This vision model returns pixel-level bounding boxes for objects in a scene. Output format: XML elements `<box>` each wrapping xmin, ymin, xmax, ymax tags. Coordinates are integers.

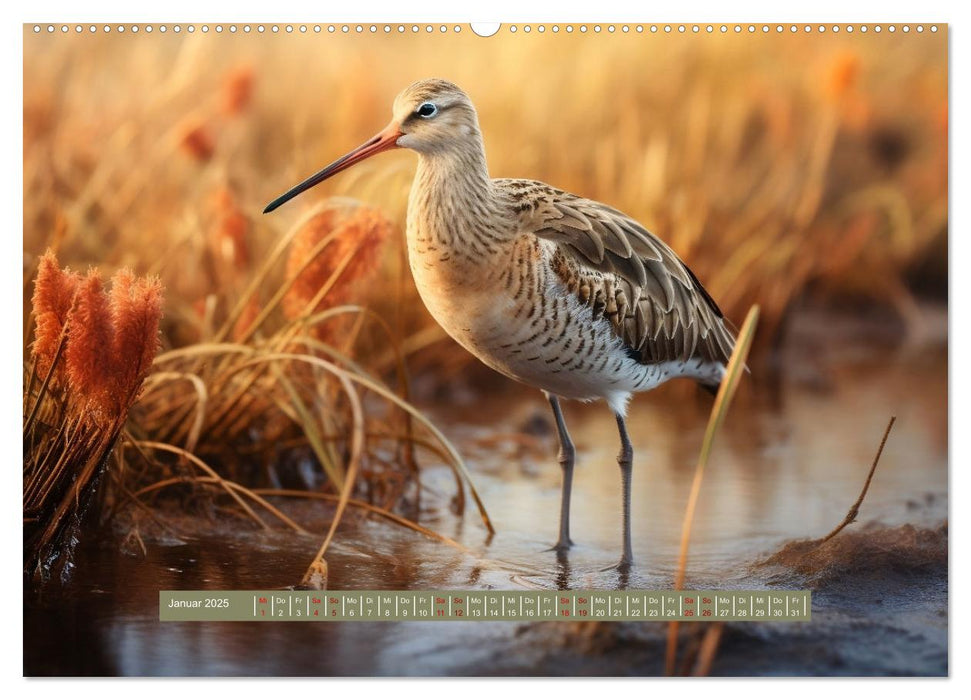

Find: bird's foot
<box><xmin>599</xmin><ymin>557</ymin><xmax>633</xmax><ymax>574</ymax></box>
<box><xmin>544</xmin><ymin>539</ymin><xmax>574</xmax><ymax>554</ymax></box>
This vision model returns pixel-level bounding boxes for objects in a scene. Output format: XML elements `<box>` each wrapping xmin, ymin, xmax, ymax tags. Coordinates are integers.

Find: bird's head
<box><xmin>264</xmin><ymin>78</ymin><xmax>479</xmax><ymax>213</ymax></box>
<box><xmin>392</xmin><ymin>78</ymin><xmax>481</xmax><ymax>154</ymax></box>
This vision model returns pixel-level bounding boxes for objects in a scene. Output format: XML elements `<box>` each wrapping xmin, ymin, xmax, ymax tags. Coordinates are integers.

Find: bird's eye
<box><xmin>417</xmin><ymin>102</ymin><xmax>438</xmax><ymax>118</ymax></box>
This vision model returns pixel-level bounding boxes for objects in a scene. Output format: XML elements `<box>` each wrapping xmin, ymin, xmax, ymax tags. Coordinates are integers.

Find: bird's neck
<box><xmin>408</xmin><ymin>142</ymin><xmax>513</xmax><ymax>262</ymax></box>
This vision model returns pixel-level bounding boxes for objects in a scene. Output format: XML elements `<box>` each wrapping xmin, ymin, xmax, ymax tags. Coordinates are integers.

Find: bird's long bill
<box><xmin>263</xmin><ymin>123</ymin><xmax>402</xmax><ymax>213</ymax></box>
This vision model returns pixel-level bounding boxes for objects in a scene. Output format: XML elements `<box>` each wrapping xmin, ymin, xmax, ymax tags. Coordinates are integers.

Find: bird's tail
<box><xmin>698</xmin><ymin>350</ymin><xmax>751</xmax><ymax>397</ymax></box>
<box><xmin>696</xmin><ymin>360</ymin><xmax>730</xmax><ymax>397</ymax></box>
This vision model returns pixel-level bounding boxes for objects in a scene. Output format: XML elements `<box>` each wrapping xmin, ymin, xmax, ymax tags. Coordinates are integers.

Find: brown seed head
<box><xmin>283</xmin><ymin>201</ymin><xmax>394</xmax><ymax>337</ymax></box>
<box><xmin>221</xmin><ymin>66</ymin><xmax>254</xmax><ymax>116</ymax></box>
<box><xmin>209</xmin><ymin>187</ymin><xmax>250</xmax><ymax>270</ymax></box>
<box><xmin>31</xmin><ymin>250</ymin><xmax>80</xmax><ymax>384</ymax></box>
<box><xmin>65</xmin><ymin>270</ymin><xmax>115</xmax><ymax>418</ymax></box>
<box><xmin>180</xmin><ymin>122</ymin><xmax>216</xmax><ymax>162</ymax></box>
<box><xmin>109</xmin><ymin>268</ymin><xmax>163</xmax><ymax>408</ymax></box>
<box><xmin>823</xmin><ymin>51</ymin><xmax>860</xmax><ymax>103</ymax></box>
<box><xmin>33</xmin><ymin>258</ymin><xmax>164</xmax><ymax>424</ymax></box>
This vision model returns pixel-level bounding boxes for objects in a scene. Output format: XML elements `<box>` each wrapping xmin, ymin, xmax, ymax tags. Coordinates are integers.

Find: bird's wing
<box><xmin>496</xmin><ymin>178</ymin><xmax>736</xmax><ymax>366</ymax></box>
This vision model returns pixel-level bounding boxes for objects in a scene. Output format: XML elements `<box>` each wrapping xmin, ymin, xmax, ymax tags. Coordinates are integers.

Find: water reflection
<box><xmin>24</xmin><ymin>312</ymin><xmax>947</xmax><ymax>675</ymax></box>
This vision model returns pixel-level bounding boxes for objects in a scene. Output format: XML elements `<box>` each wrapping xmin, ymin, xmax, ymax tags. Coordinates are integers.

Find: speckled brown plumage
<box><xmin>499</xmin><ymin>179</ymin><xmax>736</xmax><ymax>367</ymax></box>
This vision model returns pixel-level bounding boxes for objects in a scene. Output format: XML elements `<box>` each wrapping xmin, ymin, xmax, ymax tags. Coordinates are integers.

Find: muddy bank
<box><xmin>508</xmin><ymin>522</ymin><xmax>947</xmax><ymax>677</ymax></box>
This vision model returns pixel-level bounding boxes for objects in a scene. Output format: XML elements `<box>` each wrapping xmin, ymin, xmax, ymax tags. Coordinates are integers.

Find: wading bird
<box><xmin>265</xmin><ymin>79</ymin><xmax>736</xmax><ymax>570</ymax></box>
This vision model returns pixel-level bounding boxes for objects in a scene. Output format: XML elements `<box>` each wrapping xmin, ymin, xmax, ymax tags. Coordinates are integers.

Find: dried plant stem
<box><xmin>24</xmin><ymin>415</ymin><xmax>83</xmax><ymax>509</ymax></box>
<box><xmin>109</xmin><ymin>478</ymin><xmax>183</xmax><ymax>539</ymax></box>
<box><xmin>24</xmin><ymin>322</ymin><xmax>71</xmax><ymax>434</ymax></box>
<box><xmin>251</xmin><ymin>489</ymin><xmax>470</xmax><ymax>553</ymax></box>
<box><xmin>230</xmin><ymin>430</ymin><xmax>453</xmax><ymax>466</ymax></box>
<box><xmin>272</xmin><ymin>368</ymin><xmax>345</xmax><ymax>488</ymax></box>
<box><xmin>673</xmin><ymin>306</ymin><xmax>760</xmax><ymax>590</ymax></box>
<box><xmin>691</xmin><ymin>623</ymin><xmax>725</xmax><ymax>677</ymax></box>
<box><xmin>23</xmin><ymin>360</ymin><xmax>38</xmax><ymax>416</ymax></box>
<box><xmin>300</xmin><ymin>368</ymin><xmax>365</xmax><ymax>586</ymax></box>
<box><xmin>135</xmin><ymin>440</ymin><xmax>308</xmax><ymax>534</ymax></box>
<box><xmin>665</xmin><ymin>305</ymin><xmax>759</xmax><ymax>677</ymax></box>
<box><xmin>186</xmin><ymin>359</ymin><xmax>266</xmax><ymax>442</ymax></box>
<box><xmin>130</xmin><ymin>479</ymin><xmax>469</xmax><ymax>553</ymax></box>
<box><xmin>132</xmin><ymin>475</ymin><xmax>307</xmax><ymax>534</ymax></box>
<box><xmin>141</xmin><ymin>372</ymin><xmax>209</xmax><ymax>454</ymax></box>
<box><xmin>818</xmin><ymin>416</ymin><xmax>896</xmax><ymax>544</ymax></box>
<box><xmin>31</xmin><ymin>426</ymin><xmax>119</xmax><ymax>566</ymax></box>
<box><xmin>154</xmin><ymin>342</ymin><xmax>255</xmax><ymax>365</ymax></box>
<box><xmin>376</xmin><ymin>324</ymin><xmax>450</xmax><ymax>366</ymax></box>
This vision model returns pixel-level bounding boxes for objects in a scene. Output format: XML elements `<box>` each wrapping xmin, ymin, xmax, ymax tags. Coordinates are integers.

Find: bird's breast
<box><xmin>406</xmin><ymin>221</ymin><xmax>514</xmax><ymax>352</ymax></box>
<box><xmin>407</xmin><ymin>231</ymin><xmax>614</xmax><ymax>396</ymax></box>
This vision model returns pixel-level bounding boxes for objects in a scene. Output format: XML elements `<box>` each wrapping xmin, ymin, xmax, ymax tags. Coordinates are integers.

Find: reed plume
<box><xmin>180</xmin><ymin>121</ymin><xmax>215</xmax><ymax>162</ymax></box>
<box><xmin>283</xmin><ymin>200</ymin><xmax>393</xmax><ymax>342</ymax></box>
<box><xmin>209</xmin><ymin>187</ymin><xmax>250</xmax><ymax>271</ymax></box>
<box><xmin>30</xmin><ymin>252</ymin><xmax>80</xmax><ymax>386</ymax></box>
<box><xmin>65</xmin><ymin>271</ymin><xmax>114</xmax><ymax>420</ymax></box>
<box><xmin>109</xmin><ymin>268</ymin><xmax>163</xmax><ymax>406</ymax></box>
<box><xmin>221</xmin><ymin>65</ymin><xmax>254</xmax><ymax>117</ymax></box>
<box><xmin>823</xmin><ymin>50</ymin><xmax>860</xmax><ymax>103</ymax></box>
<box><xmin>24</xmin><ymin>251</ymin><xmax>163</xmax><ymax>579</ymax></box>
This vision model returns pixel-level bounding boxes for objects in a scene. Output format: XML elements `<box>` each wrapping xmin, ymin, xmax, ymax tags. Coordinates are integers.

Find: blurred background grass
<box><xmin>23</xmin><ymin>26</ymin><xmax>947</xmax><ymax>377</ymax></box>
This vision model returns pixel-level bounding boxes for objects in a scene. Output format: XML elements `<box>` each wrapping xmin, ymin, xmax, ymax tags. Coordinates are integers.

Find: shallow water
<box><xmin>24</xmin><ymin>309</ymin><xmax>948</xmax><ymax>676</ymax></box>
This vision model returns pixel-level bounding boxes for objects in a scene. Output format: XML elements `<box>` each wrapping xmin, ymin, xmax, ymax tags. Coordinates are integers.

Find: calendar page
<box><xmin>22</xmin><ymin>19</ymin><xmax>947</xmax><ymax>677</ymax></box>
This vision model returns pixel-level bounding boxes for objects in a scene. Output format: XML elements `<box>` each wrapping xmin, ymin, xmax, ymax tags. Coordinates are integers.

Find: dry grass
<box><xmin>24</xmin><ymin>198</ymin><xmax>492</xmax><ymax>581</ymax></box>
<box><xmin>119</xmin><ymin>199</ymin><xmax>492</xmax><ymax>577</ymax></box>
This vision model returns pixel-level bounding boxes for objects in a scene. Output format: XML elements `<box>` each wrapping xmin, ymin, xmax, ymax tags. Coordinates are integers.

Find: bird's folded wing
<box><xmin>500</xmin><ymin>179</ymin><xmax>735</xmax><ymax>365</ymax></box>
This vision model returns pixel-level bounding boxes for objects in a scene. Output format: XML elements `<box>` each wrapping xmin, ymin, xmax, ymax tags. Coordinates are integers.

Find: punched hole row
<box><xmin>31</xmin><ymin>24</ymin><xmax>940</xmax><ymax>35</ymax></box>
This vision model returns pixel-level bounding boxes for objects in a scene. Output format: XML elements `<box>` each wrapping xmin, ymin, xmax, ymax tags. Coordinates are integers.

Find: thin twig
<box><xmin>818</xmin><ymin>416</ymin><xmax>896</xmax><ymax>544</ymax></box>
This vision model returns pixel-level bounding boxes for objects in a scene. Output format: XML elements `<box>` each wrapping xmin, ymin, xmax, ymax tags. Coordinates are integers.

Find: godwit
<box><xmin>265</xmin><ymin>79</ymin><xmax>736</xmax><ymax>570</ymax></box>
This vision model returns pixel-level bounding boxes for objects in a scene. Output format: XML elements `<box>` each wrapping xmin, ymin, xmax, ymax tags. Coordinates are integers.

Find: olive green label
<box><xmin>159</xmin><ymin>590</ymin><xmax>811</xmax><ymax>622</ymax></box>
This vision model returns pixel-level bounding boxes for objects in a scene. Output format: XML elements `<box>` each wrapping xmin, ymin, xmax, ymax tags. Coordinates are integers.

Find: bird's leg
<box><xmin>547</xmin><ymin>394</ymin><xmax>576</xmax><ymax>552</ymax></box>
<box><xmin>615</xmin><ymin>412</ymin><xmax>634</xmax><ymax>571</ymax></box>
